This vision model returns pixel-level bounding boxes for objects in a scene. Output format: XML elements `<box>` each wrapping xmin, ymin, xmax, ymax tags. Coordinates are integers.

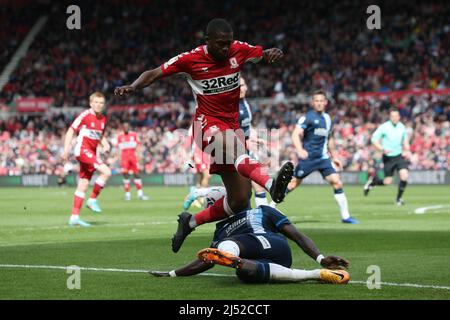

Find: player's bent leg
<box><xmin>199</xmin><ymin>247</ymin><xmax>351</xmax><ymax>284</ymax></box>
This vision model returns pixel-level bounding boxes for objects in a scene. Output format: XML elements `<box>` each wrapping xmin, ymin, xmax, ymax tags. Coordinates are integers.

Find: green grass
<box><xmin>1</xmin><ymin>185</ymin><xmax>450</xmax><ymax>299</ymax></box>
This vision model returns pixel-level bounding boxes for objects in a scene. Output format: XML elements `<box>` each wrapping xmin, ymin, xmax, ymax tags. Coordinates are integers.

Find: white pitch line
<box><xmin>0</xmin><ymin>264</ymin><xmax>449</xmax><ymax>290</ymax></box>
<box><xmin>0</xmin><ymin>264</ymin><xmax>232</xmax><ymax>277</ymax></box>
<box><xmin>13</xmin><ymin>221</ymin><xmax>177</xmax><ymax>232</ymax></box>
<box><xmin>413</xmin><ymin>205</ymin><xmax>449</xmax><ymax>214</ymax></box>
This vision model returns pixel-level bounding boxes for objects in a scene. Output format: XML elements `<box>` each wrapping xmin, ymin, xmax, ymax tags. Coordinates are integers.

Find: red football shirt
<box><xmin>161</xmin><ymin>41</ymin><xmax>263</xmax><ymax>120</ymax></box>
<box><xmin>117</xmin><ymin>132</ymin><xmax>140</xmax><ymax>160</ymax></box>
<box><xmin>70</xmin><ymin>109</ymin><xmax>106</xmax><ymax>157</ymax></box>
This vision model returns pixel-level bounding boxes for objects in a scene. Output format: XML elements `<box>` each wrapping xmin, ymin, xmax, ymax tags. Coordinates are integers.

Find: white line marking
<box><xmin>0</xmin><ymin>264</ymin><xmax>232</xmax><ymax>277</ymax></box>
<box><xmin>350</xmin><ymin>280</ymin><xmax>450</xmax><ymax>290</ymax></box>
<box><xmin>10</xmin><ymin>221</ymin><xmax>177</xmax><ymax>232</ymax></box>
<box><xmin>0</xmin><ymin>264</ymin><xmax>449</xmax><ymax>290</ymax></box>
<box><xmin>414</xmin><ymin>205</ymin><xmax>449</xmax><ymax>214</ymax></box>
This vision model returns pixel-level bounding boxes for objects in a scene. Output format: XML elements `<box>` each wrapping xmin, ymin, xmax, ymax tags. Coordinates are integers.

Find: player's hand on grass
<box><xmin>297</xmin><ymin>149</ymin><xmax>309</xmax><ymax>160</ymax></box>
<box><xmin>114</xmin><ymin>85</ymin><xmax>136</xmax><ymax>97</ymax></box>
<box><xmin>149</xmin><ymin>271</ymin><xmax>171</xmax><ymax>277</ymax></box>
<box><xmin>321</xmin><ymin>255</ymin><xmax>349</xmax><ymax>270</ymax></box>
<box><xmin>263</xmin><ymin>48</ymin><xmax>283</xmax><ymax>63</ymax></box>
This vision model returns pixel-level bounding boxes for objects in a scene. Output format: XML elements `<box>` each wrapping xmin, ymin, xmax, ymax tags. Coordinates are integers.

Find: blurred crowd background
<box><xmin>0</xmin><ymin>0</ymin><xmax>448</xmax><ymax>176</ymax></box>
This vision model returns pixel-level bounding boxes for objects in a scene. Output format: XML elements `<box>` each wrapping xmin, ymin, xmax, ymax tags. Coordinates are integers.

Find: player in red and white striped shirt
<box><xmin>115</xmin><ymin>19</ymin><xmax>294</xmax><ymax>252</ymax></box>
<box><xmin>117</xmin><ymin>122</ymin><xmax>149</xmax><ymax>201</ymax></box>
<box><xmin>63</xmin><ymin>92</ymin><xmax>111</xmax><ymax>227</ymax></box>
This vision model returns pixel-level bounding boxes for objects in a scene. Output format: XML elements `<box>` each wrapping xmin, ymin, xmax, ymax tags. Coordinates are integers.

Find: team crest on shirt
<box><xmin>229</xmin><ymin>57</ymin><xmax>238</xmax><ymax>69</ymax></box>
<box><xmin>209</xmin><ymin>125</ymin><xmax>219</xmax><ymax>133</ymax></box>
<box><xmin>314</xmin><ymin>120</ymin><xmax>319</xmax><ymax>124</ymax></box>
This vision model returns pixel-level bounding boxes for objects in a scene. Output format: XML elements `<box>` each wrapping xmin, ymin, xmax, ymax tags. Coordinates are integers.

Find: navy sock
<box><xmin>397</xmin><ymin>180</ymin><xmax>407</xmax><ymax>201</ymax></box>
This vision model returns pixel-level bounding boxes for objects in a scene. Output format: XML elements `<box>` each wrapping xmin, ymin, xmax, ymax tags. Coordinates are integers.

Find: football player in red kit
<box><xmin>117</xmin><ymin>122</ymin><xmax>149</xmax><ymax>201</ymax></box>
<box><xmin>63</xmin><ymin>92</ymin><xmax>111</xmax><ymax>227</ymax></box>
<box><xmin>115</xmin><ymin>19</ymin><xmax>294</xmax><ymax>252</ymax></box>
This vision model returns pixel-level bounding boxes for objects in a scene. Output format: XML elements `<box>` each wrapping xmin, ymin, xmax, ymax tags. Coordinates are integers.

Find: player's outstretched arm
<box><xmin>262</xmin><ymin>48</ymin><xmax>283</xmax><ymax>63</ymax></box>
<box><xmin>280</xmin><ymin>224</ymin><xmax>349</xmax><ymax>270</ymax></box>
<box><xmin>114</xmin><ymin>67</ymin><xmax>164</xmax><ymax>96</ymax></box>
<box><xmin>149</xmin><ymin>258</ymin><xmax>214</xmax><ymax>277</ymax></box>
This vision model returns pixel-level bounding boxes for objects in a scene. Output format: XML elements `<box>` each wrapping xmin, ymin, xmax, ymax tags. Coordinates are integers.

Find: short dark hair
<box><xmin>312</xmin><ymin>89</ymin><xmax>328</xmax><ymax>99</ymax></box>
<box><xmin>206</xmin><ymin>18</ymin><xmax>233</xmax><ymax>37</ymax></box>
<box><xmin>390</xmin><ymin>107</ymin><xmax>400</xmax><ymax>113</ymax></box>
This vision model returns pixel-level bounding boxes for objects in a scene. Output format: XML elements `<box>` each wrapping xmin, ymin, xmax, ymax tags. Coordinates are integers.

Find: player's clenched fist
<box><xmin>114</xmin><ymin>85</ymin><xmax>136</xmax><ymax>96</ymax></box>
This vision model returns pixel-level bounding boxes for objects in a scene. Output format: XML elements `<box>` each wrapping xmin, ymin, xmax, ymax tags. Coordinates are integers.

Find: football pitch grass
<box><xmin>1</xmin><ymin>185</ymin><xmax>449</xmax><ymax>300</ymax></box>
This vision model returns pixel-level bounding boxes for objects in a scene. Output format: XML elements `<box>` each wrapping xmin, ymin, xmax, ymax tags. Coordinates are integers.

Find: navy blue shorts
<box><xmin>216</xmin><ymin>233</ymin><xmax>292</xmax><ymax>268</ymax></box>
<box><xmin>294</xmin><ymin>158</ymin><xmax>336</xmax><ymax>179</ymax></box>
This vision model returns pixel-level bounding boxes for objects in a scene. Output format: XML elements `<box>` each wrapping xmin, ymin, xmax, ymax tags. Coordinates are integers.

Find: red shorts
<box><xmin>121</xmin><ymin>157</ymin><xmax>139</xmax><ymax>174</ymax></box>
<box><xmin>76</xmin><ymin>149</ymin><xmax>103</xmax><ymax>180</ymax></box>
<box><xmin>194</xmin><ymin>152</ymin><xmax>210</xmax><ymax>173</ymax></box>
<box><xmin>192</xmin><ymin>113</ymin><xmax>246</xmax><ymax>174</ymax></box>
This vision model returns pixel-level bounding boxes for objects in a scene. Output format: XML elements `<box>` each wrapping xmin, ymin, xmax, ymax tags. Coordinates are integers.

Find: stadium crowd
<box><xmin>0</xmin><ymin>0</ymin><xmax>449</xmax><ymax>176</ymax></box>
<box><xmin>0</xmin><ymin>93</ymin><xmax>449</xmax><ymax>176</ymax></box>
<box><xmin>1</xmin><ymin>0</ymin><xmax>450</xmax><ymax>107</ymax></box>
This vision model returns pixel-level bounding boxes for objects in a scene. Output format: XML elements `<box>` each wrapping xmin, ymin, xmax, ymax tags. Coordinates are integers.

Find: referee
<box><xmin>364</xmin><ymin>108</ymin><xmax>411</xmax><ymax>205</ymax></box>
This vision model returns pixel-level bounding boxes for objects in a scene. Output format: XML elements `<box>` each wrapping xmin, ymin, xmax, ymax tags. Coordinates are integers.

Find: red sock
<box><xmin>90</xmin><ymin>178</ymin><xmax>105</xmax><ymax>199</ymax></box>
<box><xmin>72</xmin><ymin>191</ymin><xmax>85</xmax><ymax>215</ymax></box>
<box><xmin>123</xmin><ymin>179</ymin><xmax>130</xmax><ymax>192</ymax></box>
<box><xmin>134</xmin><ymin>179</ymin><xmax>142</xmax><ymax>190</ymax></box>
<box><xmin>235</xmin><ymin>155</ymin><xmax>271</xmax><ymax>190</ymax></box>
<box><xmin>194</xmin><ymin>197</ymin><xmax>229</xmax><ymax>226</ymax></box>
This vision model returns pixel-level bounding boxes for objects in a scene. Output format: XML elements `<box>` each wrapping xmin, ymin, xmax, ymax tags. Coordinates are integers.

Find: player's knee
<box><xmin>78</xmin><ymin>179</ymin><xmax>89</xmax><ymax>191</ymax></box>
<box><xmin>236</xmin><ymin>263</ymin><xmax>270</xmax><ymax>284</ymax></box>
<box><xmin>102</xmin><ymin>166</ymin><xmax>112</xmax><ymax>178</ymax></box>
<box><xmin>217</xmin><ymin>240</ymin><xmax>240</xmax><ymax>256</ymax></box>
<box><xmin>228</xmin><ymin>194</ymin><xmax>251</xmax><ymax>212</ymax></box>
<box><xmin>384</xmin><ymin>177</ymin><xmax>393</xmax><ymax>185</ymax></box>
<box><xmin>333</xmin><ymin>179</ymin><xmax>343</xmax><ymax>190</ymax></box>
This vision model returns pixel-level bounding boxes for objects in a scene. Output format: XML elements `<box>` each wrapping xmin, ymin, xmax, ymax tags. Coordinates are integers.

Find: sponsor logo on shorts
<box><xmin>255</xmin><ymin>235</ymin><xmax>272</xmax><ymax>249</ymax></box>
